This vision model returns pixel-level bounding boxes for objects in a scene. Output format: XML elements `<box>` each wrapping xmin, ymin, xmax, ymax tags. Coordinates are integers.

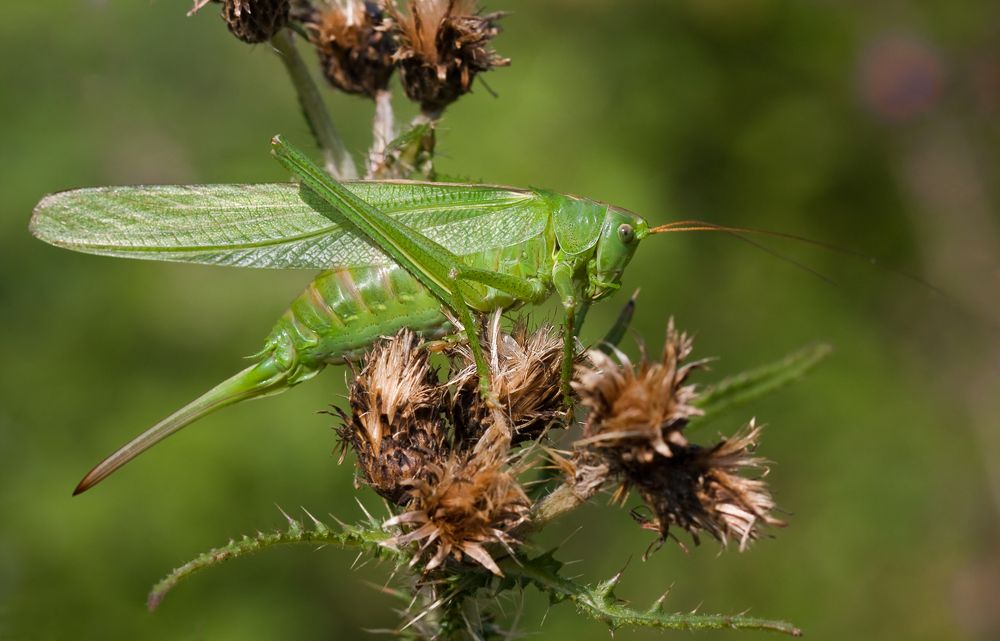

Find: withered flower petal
<box><xmin>572</xmin><ymin>320</ymin><xmax>783</xmax><ymax>550</ymax></box>
<box><xmin>351</xmin><ymin>329</ymin><xmax>441</xmax><ymax>453</ymax></box>
<box><xmin>631</xmin><ymin>421</ymin><xmax>785</xmax><ymax>551</ymax></box>
<box><xmin>389</xmin><ymin>0</ymin><xmax>510</xmax><ymax>114</ymax></box>
<box><xmin>449</xmin><ymin>312</ymin><xmax>568</xmax><ymax>447</ymax></box>
<box><xmin>383</xmin><ymin>452</ymin><xmax>530</xmax><ymax>575</ymax></box>
<box><xmin>306</xmin><ymin>0</ymin><xmax>396</xmax><ymax>97</ymax></box>
<box><xmin>573</xmin><ymin>319</ymin><xmax>705</xmax><ymax>460</ymax></box>
<box><xmin>337</xmin><ymin>329</ymin><xmax>446</xmax><ymax>504</ymax></box>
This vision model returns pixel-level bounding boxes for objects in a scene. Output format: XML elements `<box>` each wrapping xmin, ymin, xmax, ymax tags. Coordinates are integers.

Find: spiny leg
<box><xmin>551</xmin><ymin>258</ymin><xmax>583</xmax><ymax>403</ymax></box>
<box><xmin>452</xmin><ymin>265</ymin><xmax>548</xmax><ymax>399</ymax></box>
<box><xmin>447</xmin><ymin>270</ymin><xmax>493</xmax><ymax>398</ymax></box>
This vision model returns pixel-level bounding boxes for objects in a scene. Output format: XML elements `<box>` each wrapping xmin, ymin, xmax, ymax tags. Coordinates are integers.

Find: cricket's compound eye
<box><xmin>617</xmin><ymin>223</ymin><xmax>635</xmax><ymax>244</ymax></box>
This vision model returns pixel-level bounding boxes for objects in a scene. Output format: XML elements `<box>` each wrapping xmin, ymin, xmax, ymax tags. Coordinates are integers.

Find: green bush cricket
<box><xmin>30</xmin><ymin>135</ymin><xmax>697</xmax><ymax>494</ymax></box>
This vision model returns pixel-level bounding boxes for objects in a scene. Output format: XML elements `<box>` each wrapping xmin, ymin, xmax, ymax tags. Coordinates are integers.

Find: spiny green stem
<box><xmin>148</xmin><ymin>515</ymin><xmax>802</xmax><ymax>636</ymax></box>
<box><xmin>148</xmin><ymin>513</ymin><xmax>393</xmax><ymax>611</ymax></box>
<box><xmin>270</xmin><ymin>29</ymin><xmax>357</xmax><ymax>180</ymax></box>
<box><xmin>502</xmin><ymin>553</ymin><xmax>802</xmax><ymax>636</ymax></box>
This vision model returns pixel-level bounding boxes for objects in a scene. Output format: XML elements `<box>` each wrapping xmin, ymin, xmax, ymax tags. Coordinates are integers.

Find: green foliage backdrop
<box><xmin>1</xmin><ymin>1</ymin><xmax>998</xmax><ymax>639</ymax></box>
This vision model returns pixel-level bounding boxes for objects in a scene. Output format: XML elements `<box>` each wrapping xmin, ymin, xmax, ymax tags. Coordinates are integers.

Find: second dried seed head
<box><xmin>307</xmin><ymin>0</ymin><xmax>397</xmax><ymax>97</ymax></box>
<box><xmin>389</xmin><ymin>0</ymin><xmax>510</xmax><ymax>114</ymax></box>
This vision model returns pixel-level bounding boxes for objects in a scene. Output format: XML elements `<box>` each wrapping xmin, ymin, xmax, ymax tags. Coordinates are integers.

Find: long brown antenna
<box><xmin>650</xmin><ymin>219</ymin><xmax>950</xmax><ymax>298</ymax></box>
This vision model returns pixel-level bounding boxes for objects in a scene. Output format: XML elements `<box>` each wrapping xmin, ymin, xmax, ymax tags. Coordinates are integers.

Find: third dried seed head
<box><xmin>388</xmin><ymin>0</ymin><xmax>510</xmax><ymax>114</ymax></box>
<box><xmin>306</xmin><ymin>1</ymin><xmax>397</xmax><ymax>98</ymax></box>
<box><xmin>573</xmin><ymin>322</ymin><xmax>786</xmax><ymax>551</ymax></box>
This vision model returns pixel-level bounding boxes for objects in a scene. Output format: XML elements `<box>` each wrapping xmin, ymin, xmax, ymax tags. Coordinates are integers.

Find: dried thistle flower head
<box><xmin>337</xmin><ymin>329</ymin><xmax>445</xmax><ymax>504</ymax></box>
<box><xmin>573</xmin><ymin>321</ymin><xmax>783</xmax><ymax>551</ymax></box>
<box><xmin>449</xmin><ymin>313</ymin><xmax>568</xmax><ymax>445</ymax></box>
<box><xmin>218</xmin><ymin>0</ymin><xmax>290</xmax><ymax>43</ymax></box>
<box><xmin>384</xmin><ymin>452</ymin><xmax>530</xmax><ymax>575</ymax></box>
<box><xmin>631</xmin><ymin>421</ymin><xmax>786</xmax><ymax>551</ymax></box>
<box><xmin>389</xmin><ymin>0</ymin><xmax>510</xmax><ymax>114</ymax></box>
<box><xmin>573</xmin><ymin>320</ymin><xmax>705</xmax><ymax>460</ymax></box>
<box><xmin>306</xmin><ymin>0</ymin><xmax>396</xmax><ymax>97</ymax></box>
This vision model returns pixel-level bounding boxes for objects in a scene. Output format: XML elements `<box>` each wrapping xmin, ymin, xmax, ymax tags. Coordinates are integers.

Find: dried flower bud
<box><xmin>573</xmin><ymin>320</ymin><xmax>705</xmax><ymax>460</ymax></box>
<box><xmin>336</xmin><ymin>330</ymin><xmax>446</xmax><ymax>504</ymax></box>
<box><xmin>389</xmin><ymin>0</ymin><xmax>510</xmax><ymax>114</ymax></box>
<box><xmin>449</xmin><ymin>313</ymin><xmax>568</xmax><ymax>446</ymax></box>
<box><xmin>220</xmin><ymin>0</ymin><xmax>290</xmax><ymax>43</ymax></box>
<box><xmin>384</xmin><ymin>452</ymin><xmax>530</xmax><ymax>575</ymax></box>
<box><xmin>306</xmin><ymin>0</ymin><xmax>396</xmax><ymax>97</ymax></box>
<box><xmin>630</xmin><ymin>422</ymin><xmax>785</xmax><ymax>551</ymax></box>
<box><xmin>573</xmin><ymin>321</ymin><xmax>783</xmax><ymax>550</ymax></box>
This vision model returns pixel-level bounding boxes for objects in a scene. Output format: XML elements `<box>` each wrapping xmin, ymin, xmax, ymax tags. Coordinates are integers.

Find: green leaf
<box><xmin>147</xmin><ymin>509</ymin><xmax>395</xmax><ymax>611</ymax></box>
<box><xmin>504</xmin><ymin>552</ymin><xmax>801</xmax><ymax>636</ymax></box>
<box><xmin>690</xmin><ymin>343</ymin><xmax>832</xmax><ymax>429</ymax></box>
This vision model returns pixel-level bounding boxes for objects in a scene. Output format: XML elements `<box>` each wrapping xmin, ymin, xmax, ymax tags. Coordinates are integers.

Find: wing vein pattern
<box><xmin>30</xmin><ymin>182</ymin><xmax>546</xmax><ymax>270</ymax></box>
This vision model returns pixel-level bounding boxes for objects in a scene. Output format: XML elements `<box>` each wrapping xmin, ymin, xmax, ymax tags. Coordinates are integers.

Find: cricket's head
<box><xmin>587</xmin><ymin>207</ymin><xmax>650</xmax><ymax>300</ymax></box>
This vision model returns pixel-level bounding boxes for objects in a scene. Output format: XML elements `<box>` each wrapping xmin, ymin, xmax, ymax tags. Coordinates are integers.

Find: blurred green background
<box><xmin>2</xmin><ymin>1</ymin><xmax>999</xmax><ymax>639</ymax></box>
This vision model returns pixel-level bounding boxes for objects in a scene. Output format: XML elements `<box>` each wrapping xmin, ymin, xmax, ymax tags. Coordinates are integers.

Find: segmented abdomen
<box><xmin>264</xmin><ymin>233</ymin><xmax>553</xmax><ymax>384</ymax></box>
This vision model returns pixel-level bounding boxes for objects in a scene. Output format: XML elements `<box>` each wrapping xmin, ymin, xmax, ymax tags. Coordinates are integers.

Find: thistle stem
<box><xmin>528</xmin><ymin>472</ymin><xmax>600</xmax><ymax>530</ymax></box>
<box><xmin>529</xmin><ymin>457</ymin><xmax>609</xmax><ymax>528</ymax></box>
<box><xmin>501</xmin><ymin>556</ymin><xmax>802</xmax><ymax>636</ymax></box>
<box><xmin>148</xmin><ymin>515</ymin><xmax>393</xmax><ymax>611</ymax></box>
<box><xmin>531</xmin><ymin>481</ymin><xmax>590</xmax><ymax>526</ymax></box>
<box><xmin>413</xmin><ymin>108</ymin><xmax>444</xmax><ymax>127</ymax></box>
<box><xmin>366</xmin><ymin>89</ymin><xmax>396</xmax><ymax>177</ymax></box>
<box><xmin>270</xmin><ymin>29</ymin><xmax>357</xmax><ymax>180</ymax></box>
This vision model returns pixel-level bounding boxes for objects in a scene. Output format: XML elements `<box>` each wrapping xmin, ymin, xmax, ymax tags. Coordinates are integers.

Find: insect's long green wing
<box><xmin>30</xmin><ymin>182</ymin><xmax>548</xmax><ymax>269</ymax></box>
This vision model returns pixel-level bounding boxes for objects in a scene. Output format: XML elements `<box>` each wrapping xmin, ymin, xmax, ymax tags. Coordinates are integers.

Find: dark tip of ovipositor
<box><xmin>72</xmin><ymin>469</ymin><xmax>99</xmax><ymax>496</ymax></box>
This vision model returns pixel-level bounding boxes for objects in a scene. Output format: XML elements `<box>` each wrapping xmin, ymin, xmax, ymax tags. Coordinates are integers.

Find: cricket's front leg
<box><xmin>453</xmin><ymin>265</ymin><xmax>549</xmax><ymax>402</ymax></box>
<box><xmin>552</xmin><ymin>257</ymin><xmax>584</xmax><ymax>404</ymax></box>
